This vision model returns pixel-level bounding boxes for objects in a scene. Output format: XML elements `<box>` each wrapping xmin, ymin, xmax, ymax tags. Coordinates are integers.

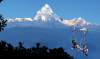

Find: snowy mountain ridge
<box><xmin>62</xmin><ymin>17</ymin><xmax>91</xmax><ymax>26</ymax></box>
<box><xmin>7</xmin><ymin>4</ymin><xmax>99</xmax><ymax>29</ymax></box>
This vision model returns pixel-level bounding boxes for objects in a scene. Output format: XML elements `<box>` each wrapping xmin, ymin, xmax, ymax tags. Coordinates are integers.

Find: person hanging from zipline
<box><xmin>71</xmin><ymin>25</ymin><xmax>81</xmax><ymax>50</ymax></box>
<box><xmin>72</xmin><ymin>39</ymin><xmax>77</xmax><ymax>48</ymax></box>
<box><xmin>70</xmin><ymin>23</ymin><xmax>89</xmax><ymax>56</ymax></box>
<box><xmin>80</xmin><ymin>27</ymin><xmax>88</xmax><ymax>56</ymax></box>
<box><xmin>72</xmin><ymin>39</ymin><xmax>81</xmax><ymax>50</ymax></box>
<box><xmin>81</xmin><ymin>44</ymin><xmax>88</xmax><ymax>56</ymax></box>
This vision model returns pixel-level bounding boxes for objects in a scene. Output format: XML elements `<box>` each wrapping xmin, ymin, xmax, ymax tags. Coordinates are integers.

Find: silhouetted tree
<box><xmin>0</xmin><ymin>15</ymin><xmax>7</xmax><ymax>32</ymax></box>
<box><xmin>18</xmin><ymin>42</ymin><xmax>24</xmax><ymax>48</ymax></box>
<box><xmin>36</xmin><ymin>42</ymin><xmax>40</xmax><ymax>48</ymax></box>
<box><xmin>0</xmin><ymin>0</ymin><xmax>7</xmax><ymax>32</ymax></box>
<box><xmin>7</xmin><ymin>43</ymin><xmax>13</xmax><ymax>52</ymax></box>
<box><xmin>0</xmin><ymin>0</ymin><xmax>3</xmax><ymax>3</ymax></box>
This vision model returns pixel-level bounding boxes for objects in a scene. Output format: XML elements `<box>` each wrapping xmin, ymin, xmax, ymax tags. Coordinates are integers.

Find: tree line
<box><xmin>0</xmin><ymin>40</ymin><xmax>74</xmax><ymax>59</ymax></box>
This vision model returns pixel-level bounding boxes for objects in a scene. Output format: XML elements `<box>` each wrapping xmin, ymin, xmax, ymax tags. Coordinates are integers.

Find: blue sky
<box><xmin>0</xmin><ymin>0</ymin><xmax>100</xmax><ymax>24</ymax></box>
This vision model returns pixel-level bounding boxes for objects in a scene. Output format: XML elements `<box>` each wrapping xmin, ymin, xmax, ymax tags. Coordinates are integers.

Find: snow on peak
<box><xmin>75</xmin><ymin>17</ymin><xmax>91</xmax><ymax>26</ymax></box>
<box><xmin>8</xmin><ymin>18</ymin><xmax>33</xmax><ymax>22</ymax></box>
<box><xmin>62</xmin><ymin>17</ymin><xmax>91</xmax><ymax>26</ymax></box>
<box><xmin>15</xmin><ymin>18</ymin><xmax>33</xmax><ymax>22</ymax></box>
<box><xmin>33</xmin><ymin>4</ymin><xmax>55</xmax><ymax>22</ymax></box>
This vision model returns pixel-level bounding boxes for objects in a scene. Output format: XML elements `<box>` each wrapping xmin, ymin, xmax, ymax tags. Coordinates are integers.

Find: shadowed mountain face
<box><xmin>0</xmin><ymin>25</ymin><xmax>100</xmax><ymax>59</ymax></box>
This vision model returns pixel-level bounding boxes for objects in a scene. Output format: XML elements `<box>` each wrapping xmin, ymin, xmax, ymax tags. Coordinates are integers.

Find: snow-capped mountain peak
<box><xmin>7</xmin><ymin>4</ymin><xmax>99</xmax><ymax>29</ymax></box>
<box><xmin>33</xmin><ymin>4</ymin><xmax>55</xmax><ymax>22</ymax></box>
